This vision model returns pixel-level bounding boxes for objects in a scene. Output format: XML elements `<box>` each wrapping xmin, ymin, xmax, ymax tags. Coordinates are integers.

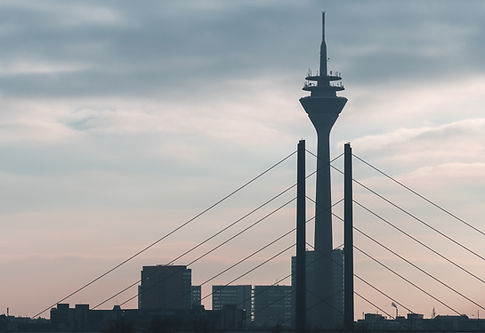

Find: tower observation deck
<box><xmin>299</xmin><ymin>12</ymin><xmax>347</xmax><ymax>330</ymax></box>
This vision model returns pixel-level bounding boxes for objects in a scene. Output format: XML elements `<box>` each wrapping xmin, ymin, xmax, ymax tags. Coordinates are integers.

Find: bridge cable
<box><xmin>237</xmin><ymin>237</ymin><xmax>412</xmax><ymax>322</ymax></box>
<box><xmin>304</xmin><ymin>204</ymin><xmax>414</xmax><ymax>315</ymax></box>
<box><xmin>353</xmin><ymin>153</ymin><xmax>485</xmax><ymax>237</ymax></box>
<box><xmin>33</xmin><ymin>150</ymin><xmax>296</xmax><ymax>318</ymax></box>
<box><xmin>203</xmin><ymin>244</ymin><xmax>294</xmax><ymax>303</ymax></box>
<box><xmin>92</xmin><ymin>154</ymin><xmax>344</xmax><ymax>310</ymax></box>
<box><xmin>152</xmin><ymin>202</ymin><xmax>343</xmax><ymax>307</ymax></box>
<box><xmin>352</xmin><ymin>216</ymin><xmax>485</xmax><ymax>311</ymax></box>
<box><xmin>354</xmin><ymin>245</ymin><xmax>460</xmax><ymax>316</ymax></box>
<box><xmin>306</xmin><ymin>196</ymin><xmax>462</xmax><ymax>315</ymax></box>
<box><xmin>305</xmin><ymin>243</ymin><xmax>396</xmax><ymax>320</ymax></box>
<box><xmin>96</xmin><ymin>197</ymin><xmax>296</xmax><ymax>309</ymax></box>
<box><xmin>354</xmin><ymin>199</ymin><xmax>485</xmax><ymax>285</ymax></box>
<box><xmin>305</xmin><ymin>198</ymin><xmax>414</xmax><ymax>314</ymax></box>
<box><xmin>327</xmin><ymin>163</ymin><xmax>485</xmax><ymax>262</ymax></box>
<box><xmin>194</xmin><ymin>199</ymin><xmax>343</xmax><ymax>305</ymax></box>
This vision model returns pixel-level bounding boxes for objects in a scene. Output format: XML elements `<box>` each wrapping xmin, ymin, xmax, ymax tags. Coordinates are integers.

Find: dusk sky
<box><xmin>1</xmin><ymin>0</ymin><xmax>484</xmax><ymax>320</ymax></box>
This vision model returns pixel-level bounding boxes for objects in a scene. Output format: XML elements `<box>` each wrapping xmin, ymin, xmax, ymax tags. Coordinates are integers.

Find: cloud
<box><xmin>350</xmin><ymin>118</ymin><xmax>485</xmax><ymax>170</ymax></box>
<box><xmin>1</xmin><ymin>0</ymin><xmax>485</xmax><ymax>318</ymax></box>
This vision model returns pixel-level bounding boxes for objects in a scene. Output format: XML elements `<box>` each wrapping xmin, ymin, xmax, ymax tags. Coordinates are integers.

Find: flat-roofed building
<box><xmin>253</xmin><ymin>285</ymin><xmax>292</xmax><ymax>328</ymax></box>
<box><xmin>291</xmin><ymin>249</ymin><xmax>344</xmax><ymax>327</ymax></box>
<box><xmin>191</xmin><ymin>285</ymin><xmax>201</xmax><ymax>308</ymax></box>
<box><xmin>212</xmin><ymin>285</ymin><xmax>251</xmax><ymax>323</ymax></box>
<box><xmin>139</xmin><ymin>265</ymin><xmax>192</xmax><ymax>312</ymax></box>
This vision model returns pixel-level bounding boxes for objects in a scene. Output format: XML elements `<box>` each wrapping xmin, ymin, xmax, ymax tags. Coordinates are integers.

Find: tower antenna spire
<box><xmin>319</xmin><ymin>12</ymin><xmax>328</xmax><ymax>85</ymax></box>
<box><xmin>322</xmin><ymin>11</ymin><xmax>326</xmax><ymax>42</ymax></box>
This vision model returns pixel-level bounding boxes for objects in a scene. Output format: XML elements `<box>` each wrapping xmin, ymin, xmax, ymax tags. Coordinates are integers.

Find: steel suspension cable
<box><xmin>328</xmin><ymin>164</ymin><xmax>485</xmax><ymax>262</ymax></box>
<box><xmin>234</xmin><ymin>235</ymin><xmax>407</xmax><ymax>326</ymax></box>
<box><xmin>95</xmin><ymin>197</ymin><xmax>296</xmax><ymax>309</ymax></box>
<box><xmin>200</xmin><ymin>244</ymin><xmax>294</xmax><ymax>303</ymax></box>
<box><xmin>249</xmin><ymin>241</ymin><xmax>411</xmax><ymax>320</ymax></box>
<box><xmin>353</xmin><ymin>153</ymin><xmax>485</xmax><ymax>237</ymax></box>
<box><xmin>197</xmin><ymin>199</ymin><xmax>344</xmax><ymax>304</ymax></box>
<box><xmin>354</xmin><ymin>200</ymin><xmax>485</xmax><ymax>285</ymax></box>
<box><xmin>96</xmin><ymin>166</ymin><xmax>332</xmax><ymax>309</ymax></box>
<box><xmin>33</xmin><ymin>150</ymin><xmax>297</xmax><ymax>318</ymax></box>
<box><xmin>354</xmin><ymin>291</ymin><xmax>394</xmax><ymax>319</ymax></box>
<box><xmin>354</xmin><ymin>246</ymin><xmax>461</xmax><ymax>315</ymax></box>
<box><xmin>352</xmin><ymin>219</ymin><xmax>485</xmax><ymax>311</ymax></box>
<box><xmin>93</xmin><ymin>153</ymin><xmax>343</xmax><ymax>310</ymax></box>
<box><xmin>199</xmin><ymin>220</ymin><xmax>296</xmax><ymax>287</ymax></box>
<box><xmin>304</xmin><ymin>285</ymin><xmax>394</xmax><ymax>320</ymax></box>
<box><xmin>304</xmin><ymin>197</ymin><xmax>414</xmax><ymax>314</ymax></box>
<box><xmin>306</xmin><ymin>196</ymin><xmax>462</xmax><ymax>315</ymax></box>
<box><xmin>231</xmin><ymin>209</ymin><xmax>345</xmax><ymax>316</ymax></box>
<box><xmin>305</xmin><ymin>242</ymin><xmax>412</xmax><ymax>315</ymax></box>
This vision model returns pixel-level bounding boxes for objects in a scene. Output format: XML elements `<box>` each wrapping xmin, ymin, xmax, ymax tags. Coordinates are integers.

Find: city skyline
<box><xmin>1</xmin><ymin>0</ymin><xmax>485</xmax><ymax>321</ymax></box>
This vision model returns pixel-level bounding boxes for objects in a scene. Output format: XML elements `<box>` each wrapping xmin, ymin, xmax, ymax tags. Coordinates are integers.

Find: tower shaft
<box><xmin>314</xmin><ymin>119</ymin><xmax>334</xmax><ymax>329</ymax></box>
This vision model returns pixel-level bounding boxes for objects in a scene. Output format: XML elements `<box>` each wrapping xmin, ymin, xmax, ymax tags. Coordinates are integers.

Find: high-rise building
<box><xmin>212</xmin><ymin>285</ymin><xmax>251</xmax><ymax>322</ymax></box>
<box><xmin>291</xmin><ymin>250</ymin><xmax>344</xmax><ymax>327</ymax></box>
<box><xmin>191</xmin><ymin>285</ymin><xmax>201</xmax><ymax>308</ymax></box>
<box><xmin>253</xmin><ymin>285</ymin><xmax>292</xmax><ymax>328</ymax></box>
<box><xmin>299</xmin><ymin>12</ymin><xmax>347</xmax><ymax>329</ymax></box>
<box><xmin>138</xmin><ymin>265</ymin><xmax>192</xmax><ymax>312</ymax></box>
<box><xmin>332</xmin><ymin>249</ymin><xmax>344</xmax><ymax>326</ymax></box>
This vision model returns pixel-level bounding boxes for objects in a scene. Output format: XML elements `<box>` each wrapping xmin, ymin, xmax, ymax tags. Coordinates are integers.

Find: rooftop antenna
<box><xmin>392</xmin><ymin>302</ymin><xmax>398</xmax><ymax>318</ymax></box>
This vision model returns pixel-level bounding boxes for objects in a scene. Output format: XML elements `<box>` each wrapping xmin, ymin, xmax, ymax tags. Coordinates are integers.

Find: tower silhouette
<box><xmin>299</xmin><ymin>12</ymin><xmax>347</xmax><ymax>329</ymax></box>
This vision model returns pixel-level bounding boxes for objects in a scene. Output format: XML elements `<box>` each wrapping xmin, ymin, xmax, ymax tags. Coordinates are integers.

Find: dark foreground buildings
<box><xmin>3</xmin><ymin>262</ymin><xmax>485</xmax><ymax>331</ymax></box>
<box><xmin>3</xmin><ymin>307</ymin><xmax>485</xmax><ymax>332</ymax></box>
<box><xmin>291</xmin><ymin>249</ymin><xmax>344</xmax><ymax>328</ymax></box>
<box><xmin>139</xmin><ymin>265</ymin><xmax>192</xmax><ymax>312</ymax></box>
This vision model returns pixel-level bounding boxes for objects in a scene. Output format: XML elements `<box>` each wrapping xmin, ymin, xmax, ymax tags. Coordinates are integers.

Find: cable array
<box><xmin>92</xmin><ymin>154</ymin><xmax>345</xmax><ymax>310</ymax></box>
<box><xmin>353</xmin><ymin>154</ymin><xmax>485</xmax><ymax>238</ymax></box>
<box><xmin>354</xmin><ymin>200</ymin><xmax>485</xmax><ymax>285</ymax></box>
<box><xmin>196</xmin><ymin>200</ymin><xmax>343</xmax><ymax>308</ymax></box>
<box><xmin>353</xmin><ymin>224</ymin><xmax>485</xmax><ymax>311</ymax></box>
<box><xmin>97</xmin><ymin>197</ymin><xmax>296</xmax><ymax>309</ymax></box>
<box><xmin>306</xmin><ymin>195</ymin><xmax>464</xmax><ymax>316</ymax></box>
<box><xmin>304</xmin><ymin>242</ymin><xmax>399</xmax><ymax>320</ymax></box>
<box><xmin>331</xmin><ymin>164</ymin><xmax>485</xmax><ymax>262</ymax></box>
<box><xmin>34</xmin><ymin>144</ymin><xmax>483</xmax><ymax>324</ymax></box>
<box><xmin>33</xmin><ymin>151</ymin><xmax>296</xmax><ymax>318</ymax></box>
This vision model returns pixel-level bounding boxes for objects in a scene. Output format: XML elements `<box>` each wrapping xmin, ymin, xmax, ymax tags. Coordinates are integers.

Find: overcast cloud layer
<box><xmin>1</xmin><ymin>0</ymin><xmax>485</xmax><ymax>319</ymax></box>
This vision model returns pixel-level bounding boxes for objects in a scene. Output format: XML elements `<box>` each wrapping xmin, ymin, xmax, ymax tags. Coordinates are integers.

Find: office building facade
<box><xmin>139</xmin><ymin>265</ymin><xmax>192</xmax><ymax>312</ymax></box>
<box><xmin>212</xmin><ymin>285</ymin><xmax>251</xmax><ymax>322</ymax></box>
<box><xmin>291</xmin><ymin>249</ymin><xmax>344</xmax><ymax>327</ymax></box>
<box><xmin>253</xmin><ymin>285</ymin><xmax>292</xmax><ymax>328</ymax></box>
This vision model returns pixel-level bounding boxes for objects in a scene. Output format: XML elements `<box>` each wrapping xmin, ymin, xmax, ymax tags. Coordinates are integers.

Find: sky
<box><xmin>1</xmin><ymin>0</ymin><xmax>484</xmax><ymax>320</ymax></box>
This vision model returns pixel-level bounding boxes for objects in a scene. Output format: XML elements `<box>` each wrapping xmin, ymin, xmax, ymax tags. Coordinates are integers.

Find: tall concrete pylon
<box><xmin>299</xmin><ymin>12</ymin><xmax>347</xmax><ymax>329</ymax></box>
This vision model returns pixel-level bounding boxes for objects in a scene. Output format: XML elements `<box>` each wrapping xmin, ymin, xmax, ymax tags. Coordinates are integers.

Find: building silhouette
<box><xmin>138</xmin><ymin>265</ymin><xmax>192</xmax><ymax>312</ymax></box>
<box><xmin>44</xmin><ymin>301</ymin><xmax>485</xmax><ymax>332</ymax></box>
<box><xmin>299</xmin><ymin>12</ymin><xmax>347</xmax><ymax>329</ymax></box>
<box><xmin>331</xmin><ymin>249</ymin><xmax>344</xmax><ymax>326</ymax></box>
<box><xmin>291</xmin><ymin>249</ymin><xmax>344</xmax><ymax>327</ymax></box>
<box><xmin>191</xmin><ymin>285</ymin><xmax>201</xmax><ymax>308</ymax></box>
<box><xmin>50</xmin><ymin>303</ymin><xmax>141</xmax><ymax>332</ymax></box>
<box><xmin>212</xmin><ymin>285</ymin><xmax>251</xmax><ymax>323</ymax></box>
<box><xmin>253</xmin><ymin>285</ymin><xmax>292</xmax><ymax>328</ymax></box>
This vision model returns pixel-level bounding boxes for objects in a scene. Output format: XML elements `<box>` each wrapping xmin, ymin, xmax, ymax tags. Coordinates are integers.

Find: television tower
<box><xmin>299</xmin><ymin>12</ymin><xmax>347</xmax><ymax>329</ymax></box>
